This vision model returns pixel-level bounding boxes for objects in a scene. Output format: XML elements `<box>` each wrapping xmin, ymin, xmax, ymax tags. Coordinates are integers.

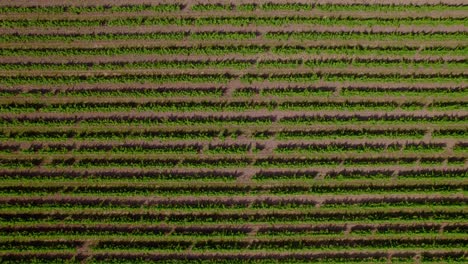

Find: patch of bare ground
<box><xmin>236</xmin><ymin>167</ymin><xmax>258</xmax><ymax>182</ymax></box>
<box><xmin>4</xmin><ymin>80</ymin><xmax>464</xmax><ymax>95</ymax></box>
<box><xmin>1</xmin><ymin>24</ymin><xmax>466</xmax><ymax>35</ymax></box>
<box><xmin>1</xmin><ymin>54</ymin><xmax>465</xmax><ymax>64</ymax></box>
<box><xmin>74</xmin><ymin>249</ymin><xmax>466</xmax><ymax>261</ymax></box>
<box><xmin>3</xmin><ymin>222</ymin><xmax>465</xmax><ymax>235</ymax></box>
<box><xmin>0</xmin><ymin>39</ymin><xmax>464</xmax><ymax>49</ymax></box>
<box><xmin>76</xmin><ymin>240</ymin><xmax>93</xmax><ymax>264</ymax></box>
<box><xmin>0</xmin><ymin>65</ymin><xmax>466</xmax><ymax>77</ymax></box>
<box><xmin>2</xmin><ymin>10</ymin><xmax>467</xmax><ymax>20</ymax></box>
<box><xmin>1</xmin><ymin>138</ymin><xmax>462</xmax><ymax>151</ymax></box>
<box><xmin>1</xmin><ymin>193</ymin><xmax>463</xmax><ymax>208</ymax></box>
<box><xmin>1</xmin><ymin>109</ymin><xmax>465</xmax><ymax>122</ymax></box>
<box><xmin>0</xmin><ymin>165</ymin><xmax>466</xmax><ymax>183</ymax></box>
<box><xmin>0</xmin><ymin>0</ymin><xmax>465</xmax><ymax>7</ymax></box>
<box><xmin>10</xmin><ymin>207</ymin><xmax>467</xmax><ymax>223</ymax></box>
<box><xmin>1</xmin><ymin>94</ymin><xmax>443</xmax><ymax>107</ymax></box>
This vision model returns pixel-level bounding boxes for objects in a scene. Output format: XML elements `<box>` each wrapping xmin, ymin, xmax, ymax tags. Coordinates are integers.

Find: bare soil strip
<box><xmin>1</xmin><ymin>166</ymin><xmax>465</xmax><ymax>179</ymax></box>
<box><xmin>2</xmin><ymin>179</ymin><xmax>465</xmax><ymax>194</ymax></box>
<box><xmin>0</xmin><ymin>39</ymin><xmax>464</xmax><ymax>49</ymax></box>
<box><xmin>1</xmin><ymin>24</ymin><xmax>466</xmax><ymax>35</ymax></box>
<box><xmin>3</xmin><ymin>222</ymin><xmax>465</xmax><ymax>234</ymax></box>
<box><xmin>0</xmin><ymin>0</ymin><xmax>465</xmax><ymax>7</ymax></box>
<box><xmin>3</xmin><ymin>123</ymin><xmax>465</xmax><ymax>137</ymax></box>
<box><xmin>1</xmin><ymin>138</ymin><xmax>462</xmax><ymax>152</ymax></box>
<box><xmin>1</xmin><ymin>95</ymin><xmax>465</xmax><ymax>107</ymax></box>
<box><xmin>0</xmin><ymin>207</ymin><xmax>464</xmax><ymax>219</ymax></box>
<box><xmin>0</xmin><ymin>193</ymin><xmax>464</xmax><ymax>207</ymax></box>
<box><xmin>1</xmin><ymin>54</ymin><xmax>465</xmax><ymax>64</ymax></box>
<box><xmin>1</xmin><ymin>66</ymin><xmax>465</xmax><ymax>77</ymax></box>
<box><xmin>2</xmin><ymin>10</ymin><xmax>467</xmax><ymax>20</ymax></box>
<box><xmin>1</xmin><ymin>151</ymin><xmax>464</xmax><ymax>163</ymax></box>
<box><xmin>4</xmin><ymin>81</ymin><xmax>465</xmax><ymax>94</ymax></box>
<box><xmin>1</xmin><ymin>109</ymin><xmax>465</xmax><ymax>121</ymax></box>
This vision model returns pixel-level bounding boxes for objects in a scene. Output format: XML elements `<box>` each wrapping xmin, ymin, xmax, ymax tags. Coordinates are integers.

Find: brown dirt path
<box><xmin>2</xmin><ymin>10</ymin><xmax>467</xmax><ymax>20</ymax></box>
<box><xmin>1</xmin><ymin>0</ymin><xmax>465</xmax><ymax>7</ymax></box>
<box><xmin>1</xmin><ymin>54</ymin><xmax>464</xmax><ymax>64</ymax></box>
<box><xmin>0</xmin><ymin>39</ymin><xmax>464</xmax><ymax>49</ymax></box>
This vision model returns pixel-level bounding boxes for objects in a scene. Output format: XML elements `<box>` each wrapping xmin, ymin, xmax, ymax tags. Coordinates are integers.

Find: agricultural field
<box><xmin>0</xmin><ymin>0</ymin><xmax>467</xmax><ymax>263</ymax></box>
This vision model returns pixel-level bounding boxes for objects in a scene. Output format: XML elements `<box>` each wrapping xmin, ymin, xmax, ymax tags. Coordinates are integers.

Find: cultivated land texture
<box><xmin>0</xmin><ymin>0</ymin><xmax>467</xmax><ymax>263</ymax></box>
